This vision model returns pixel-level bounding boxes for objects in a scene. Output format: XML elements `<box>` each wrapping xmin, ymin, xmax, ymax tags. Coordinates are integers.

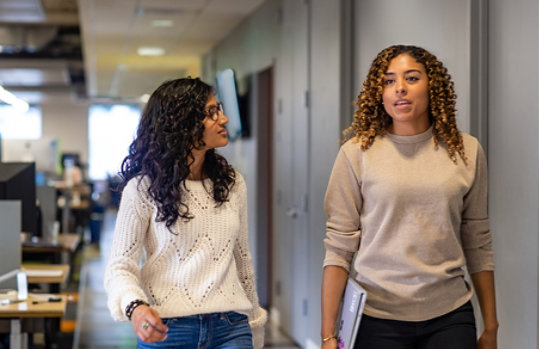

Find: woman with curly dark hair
<box><xmin>104</xmin><ymin>77</ymin><xmax>266</xmax><ymax>349</ymax></box>
<box><xmin>321</xmin><ymin>45</ymin><xmax>498</xmax><ymax>349</ymax></box>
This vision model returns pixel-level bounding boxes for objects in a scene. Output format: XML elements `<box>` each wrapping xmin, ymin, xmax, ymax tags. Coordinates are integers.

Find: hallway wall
<box><xmin>307</xmin><ymin>1</ymin><xmax>347</xmax><ymax>347</ymax></box>
<box><xmin>354</xmin><ymin>0</ymin><xmax>472</xmax><ymax>133</ymax></box>
<box><xmin>488</xmin><ymin>0</ymin><xmax>539</xmax><ymax>346</ymax></box>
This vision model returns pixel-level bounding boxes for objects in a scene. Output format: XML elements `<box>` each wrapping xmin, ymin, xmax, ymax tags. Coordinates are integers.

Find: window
<box><xmin>0</xmin><ymin>105</ymin><xmax>41</xmax><ymax>139</ymax></box>
<box><xmin>88</xmin><ymin>105</ymin><xmax>140</xmax><ymax>180</ymax></box>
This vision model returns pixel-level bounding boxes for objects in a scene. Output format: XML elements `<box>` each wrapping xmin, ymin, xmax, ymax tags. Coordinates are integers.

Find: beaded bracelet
<box><xmin>125</xmin><ymin>299</ymin><xmax>148</xmax><ymax>320</ymax></box>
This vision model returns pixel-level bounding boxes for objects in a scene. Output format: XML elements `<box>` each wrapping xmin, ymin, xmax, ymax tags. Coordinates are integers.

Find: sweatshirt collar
<box><xmin>386</xmin><ymin>125</ymin><xmax>433</xmax><ymax>144</ymax></box>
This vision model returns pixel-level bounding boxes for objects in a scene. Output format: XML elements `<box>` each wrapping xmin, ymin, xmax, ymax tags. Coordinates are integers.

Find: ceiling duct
<box><xmin>0</xmin><ymin>25</ymin><xmax>58</xmax><ymax>53</ymax></box>
<box><xmin>0</xmin><ymin>0</ymin><xmax>83</xmax><ymax>102</ymax></box>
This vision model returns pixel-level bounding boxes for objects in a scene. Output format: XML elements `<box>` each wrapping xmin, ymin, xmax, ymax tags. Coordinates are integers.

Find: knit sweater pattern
<box><xmin>104</xmin><ymin>172</ymin><xmax>266</xmax><ymax>348</ymax></box>
<box><xmin>323</xmin><ymin>127</ymin><xmax>494</xmax><ymax>321</ymax></box>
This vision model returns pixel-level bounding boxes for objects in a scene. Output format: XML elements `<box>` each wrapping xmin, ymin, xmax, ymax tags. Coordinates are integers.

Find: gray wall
<box><xmin>354</xmin><ymin>0</ymin><xmax>472</xmax><ymax>132</ymax></box>
<box><xmin>307</xmin><ymin>0</ymin><xmax>346</xmax><ymax>347</ymax></box>
<box><xmin>489</xmin><ymin>0</ymin><xmax>539</xmax><ymax>347</ymax></box>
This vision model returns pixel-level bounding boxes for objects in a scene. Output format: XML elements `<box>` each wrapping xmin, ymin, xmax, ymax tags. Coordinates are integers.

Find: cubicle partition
<box><xmin>0</xmin><ymin>201</ymin><xmax>21</xmax><ymax>291</ymax></box>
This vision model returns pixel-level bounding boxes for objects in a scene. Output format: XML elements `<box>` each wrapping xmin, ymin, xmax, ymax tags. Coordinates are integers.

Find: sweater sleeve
<box><xmin>233</xmin><ymin>174</ymin><xmax>267</xmax><ymax>349</ymax></box>
<box><xmin>461</xmin><ymin>143</ymin><xmax>495</xmax><ymax>274</ymax></box>
<box><xmin>104</xmin><ymin>177</ymin><xmax>152</xmax><ymax>321</ymax></box>
<box><xmin>323</xmin><ymin>143</ymin><xmax>362</xmax><ymax>272</ymax></box>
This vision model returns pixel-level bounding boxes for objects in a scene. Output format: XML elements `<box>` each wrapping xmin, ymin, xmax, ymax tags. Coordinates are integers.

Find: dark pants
<box><xmin>354</xmin><ymin>301</ymin><xmax>477</xmax><ymax>349</ymax></box>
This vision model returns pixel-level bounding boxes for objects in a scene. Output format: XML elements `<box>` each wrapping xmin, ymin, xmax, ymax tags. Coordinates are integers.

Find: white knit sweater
<box><xmin>104</xmin><ymin>172</ymin><xmax>267</xmax><ymax>348</ymax></box>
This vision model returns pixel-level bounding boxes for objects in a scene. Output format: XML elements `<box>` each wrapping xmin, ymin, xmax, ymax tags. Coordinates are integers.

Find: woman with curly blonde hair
<box><xmin>321</xmin><ymin>45</ymin><xmax>498</xmax><ymax>349</ymax></box>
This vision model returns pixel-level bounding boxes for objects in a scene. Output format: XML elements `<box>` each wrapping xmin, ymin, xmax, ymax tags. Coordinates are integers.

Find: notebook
<box><xmin>338</xmin><ymin>277</ymin><xmax>367</xmax><ymax>349</ymax></box>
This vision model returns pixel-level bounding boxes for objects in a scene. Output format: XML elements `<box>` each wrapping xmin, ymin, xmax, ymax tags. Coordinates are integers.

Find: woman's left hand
<box><xmin>131</xmin><ymin>304</ymin><xmax>169</xmax><ymax>344</ymax></box>
<box><xmin>477</xmin><ymin>328</ymin><xmax>497</xmax><ymax>349</ymax></box>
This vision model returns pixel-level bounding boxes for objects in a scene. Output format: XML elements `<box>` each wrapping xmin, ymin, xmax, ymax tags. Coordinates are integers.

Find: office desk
<box><xmin>53</xmin><ymin>182</ymin><xmax>91</xmax><ymax>234</ymax></box>
<box><xmin>0</xmin><ymin>295</ymin><xmax>66</xmax><ymax>349</ymax></box>
<box><xmin>21</xmin><ymin>264</ymin><xmax>70</xmax><ymax>293</ymax></box>
<box><xmin>22</xmin><ymin>233</ymin><xmax>80</xmax><ymax>264</ymax></box>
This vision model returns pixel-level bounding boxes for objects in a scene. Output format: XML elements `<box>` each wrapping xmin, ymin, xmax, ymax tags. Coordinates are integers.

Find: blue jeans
<box><xmin>354</xmin><ymin>301</ymin><xmax>477</xmax><ymax>349</ymax></box>
<box><xmin>137</xmin><ymin>312</ymin><xmax>253</xmax><ymax>349</ymax></box>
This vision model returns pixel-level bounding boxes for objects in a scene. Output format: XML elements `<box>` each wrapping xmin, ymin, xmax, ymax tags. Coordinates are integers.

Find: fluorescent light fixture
<box><xmin>137</xmin><ymin>47</ymin><xmax>165</xmax><ymax>56</ymax></box>
<box><xmin>151</xmin><ymin>20</ymin><xmax>173</xmax><ymax>27</ymax></box>
<box><xmin>0</xmin><ymin>85</ymin><xmax>29</xmax><ymax>112</ymax></box>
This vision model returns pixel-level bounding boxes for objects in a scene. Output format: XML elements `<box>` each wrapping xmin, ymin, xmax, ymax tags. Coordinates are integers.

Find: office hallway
<box><xmin>73</xmin><ymin>209</ymin><xmax>300</xmax><ymax>348</ymax></box>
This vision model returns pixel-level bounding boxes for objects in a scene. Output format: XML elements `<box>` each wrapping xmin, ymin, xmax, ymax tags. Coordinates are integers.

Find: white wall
<box><xmin>41</xmin><ymin>100</ymin><xmax>90</xmax><ymax>164</ymax></box>
<box><xmin>489</xmin><ymin>0</ymin><xmax>539</xmax><ymax>347</ymax></box>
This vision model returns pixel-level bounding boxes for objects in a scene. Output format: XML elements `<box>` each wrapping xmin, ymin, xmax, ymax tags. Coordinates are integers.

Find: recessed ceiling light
<box><xmin>151</xmin><ymin>20</ymin><xmax>173</xmax><ymax>27</ymax></box>
<box><xmin>137</xmin><ymin>47</ymin><xmax>165</xmax><ymax>56</ymax></box>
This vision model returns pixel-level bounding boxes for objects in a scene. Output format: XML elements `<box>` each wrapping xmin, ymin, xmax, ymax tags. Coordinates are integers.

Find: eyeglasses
<box><xmin>204</xmin><ymin>103</ymin><xmax>224</xmax><ymax>121</ymax></box>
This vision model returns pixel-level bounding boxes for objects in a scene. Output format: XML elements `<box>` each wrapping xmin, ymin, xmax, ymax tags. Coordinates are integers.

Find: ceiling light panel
<box><xmin>133</xmin><ymin>13</ymin><xmax>191</xmax><ymax>38</ymax></box>
<box><xmin>137</xmin><ymin>47</ymin><xmax>165</xmax><ymax>56</ymax></box>
<box><xmin>151</xmin><ymin>19</ymin><xmax>173</xmax><ymax>27</ymax></box>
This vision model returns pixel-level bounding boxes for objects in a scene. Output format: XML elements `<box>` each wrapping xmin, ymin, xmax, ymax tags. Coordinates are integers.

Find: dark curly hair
<box><xmin>344</xmin><ymin>44</ymin><xmax>466</xmax><ymax>164</ymax></box>
<box><xmin>118</xmin><ymin>77</ymin><xmax>235</xmax><ymax>229</ymax></box>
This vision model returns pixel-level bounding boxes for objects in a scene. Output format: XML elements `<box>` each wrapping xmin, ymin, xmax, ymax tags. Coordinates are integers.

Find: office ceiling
<box><xmin>0</xmin><ymin>0</ymin><xmax>265</xmax><ymax>104</ymax></box>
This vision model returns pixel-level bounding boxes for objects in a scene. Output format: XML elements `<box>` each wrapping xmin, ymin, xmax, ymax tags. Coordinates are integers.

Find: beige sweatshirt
<box><xmin>323</xmin><ymin>127</ymin><xmax>494</xmax><ymax>321</ymax></box>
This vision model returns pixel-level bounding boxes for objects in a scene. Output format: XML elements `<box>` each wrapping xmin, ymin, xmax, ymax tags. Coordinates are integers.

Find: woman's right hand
<box><xmin>131</xmin><ymin>304</ymin><xmax>169</xmax><ymax>343</ymax></box>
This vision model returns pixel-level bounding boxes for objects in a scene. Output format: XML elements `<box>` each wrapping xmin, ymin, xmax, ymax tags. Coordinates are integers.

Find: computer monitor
<box><xmin>0</xmin><ymin>162</ymin><xmax>37</xmax><ymax>236</ymax></box>
<box><xmin>1</xmin><ymin>138</ymin><xmax>60</xmax><ymax>174</ymax></box>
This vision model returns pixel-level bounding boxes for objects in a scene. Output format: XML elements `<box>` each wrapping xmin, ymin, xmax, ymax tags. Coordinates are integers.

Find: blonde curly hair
<box><xmin>344</xmin><ymin>45</ymin><xmax>466</xmax><ymax>164</ymax></box>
